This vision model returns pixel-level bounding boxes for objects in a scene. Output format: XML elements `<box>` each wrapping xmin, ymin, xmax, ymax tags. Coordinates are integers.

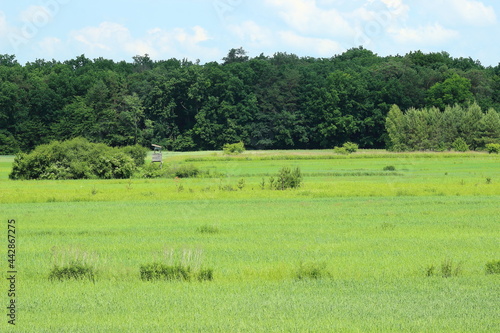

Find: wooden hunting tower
<box><xmin>151</xmin><ymin>144</ymin><xmax>163</xmax><ymax>167</ymax></box>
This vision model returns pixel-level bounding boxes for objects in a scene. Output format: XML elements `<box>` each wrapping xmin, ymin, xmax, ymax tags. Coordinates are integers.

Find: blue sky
<box><xmin>1</xmin><ymin>0</ymin><xmax>499</xmax><ymax>66</ymax></box>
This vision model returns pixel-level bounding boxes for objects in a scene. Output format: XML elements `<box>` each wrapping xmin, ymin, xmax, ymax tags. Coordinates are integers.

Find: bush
<box><xmin>333</xmin><ymin>146</ymin><xmax>349</xmax><ymax>155</ymax></box>
<box><xmin>383</xmin><ymin>165</ymin><xmax>396</xmax><ymax>171</ymax></box>
<box><xmin>271</xmin><ymin>166</ymin><xmax>302</xmax><ymax>190</ymax></box>
<box><xmin>121</xmin><ymin>144</ymin><xmax>148</xmax><ymax>167</ymax></box>
<box><xmin>170</xmin><ymin>164</ymin><xmax>200</xmax><ymax>178</ymax></box>
<box><xmin>9</xmin><ymin>138</ymin><xmax>136</xmax><ymax>180</ymax></box>
<box><xmin>485</xmin><ymin>260</ymin><xmax>500</xmax><ymax>274</ymax></box>
<box><xmin>452</xmin><ymin>138</ymin><xmax>469</xmax><ymax>152</ymax></box>
<box><xmin>343</xmin><ymin>142</ymin><xmax>359</xmax><ymax>153</ymax></box>
<box><xmin>334</xmin><ymin>142</ymin><xmax>359</xmax><ymax>155</ymax></box>
<box><xmin>485</xmin><ymin>143</ymin><xmax>500</xmax><ymax>154</ymax></box>
<box><xmin>223</xmin><ymin>141</ymin><xmax>245</xmax><ymax>155</ymax></box>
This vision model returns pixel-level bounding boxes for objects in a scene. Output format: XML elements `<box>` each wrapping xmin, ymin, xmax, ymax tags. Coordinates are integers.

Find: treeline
<box><xmin>1</xmin><ymin>47</ymin><xmax>500</xmax><ymax>153</ymax></box>
<box><xmin>386</xmin><ymin>103</ymin><xmax>500</xmax><ymax>151</ymax></box>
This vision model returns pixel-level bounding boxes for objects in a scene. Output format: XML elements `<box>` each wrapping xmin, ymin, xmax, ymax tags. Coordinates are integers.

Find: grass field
<box><xmin>1</xmin><ymin>151</ymin><xmax>499</xmax><ymax>332</ymax></box>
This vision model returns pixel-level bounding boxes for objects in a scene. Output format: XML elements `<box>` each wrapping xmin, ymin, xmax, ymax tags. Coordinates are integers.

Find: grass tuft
<box><xmin>485</xmin><ymin>260</ymin><xmax>500</xmax><ymax>275</ymax></box>
<box><xmin>295</xmin><ymin>261</ymin><xmax>329</xmax><ymax>280</ymax></box>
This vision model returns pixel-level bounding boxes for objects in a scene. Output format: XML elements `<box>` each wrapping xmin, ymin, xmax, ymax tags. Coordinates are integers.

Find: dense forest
<box><xmin>1</xmin><ymin>47</ymin><xmax>499</xmax><ymax>154</ymax></box>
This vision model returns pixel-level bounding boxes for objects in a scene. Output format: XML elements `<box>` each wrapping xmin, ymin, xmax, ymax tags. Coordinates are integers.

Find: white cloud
<box><xmin>421</xmin><ymin>0</ymin><xmax>496</xmax><ymax>27</ymax></box>
<box><xmin>230</xmin><ymin>20</ymin><xmax>275</xmax><ymax>47</ymax></box>
<box><xmin>71</xmin><ymin>22</ymin><xmax>131</xmax><ymax>52</ymax></box>
<box><xmin>0</xmin><ymin>12</ymin><xmax>9</xmax><ymax>37</ymax></box>
<box><xmin>70</xmin><ymin>22</ymin><xmax>217</xmax><ymax>61</ymax></box>
<box><xmin>266</xmin><ymin>0</ymin><xmax>355</xmax><ymax>38</ymax></box>
<box><xmin>391</xmin><ymin>23</ymin><xmax>459</xmax><ymax>45</ymax></box>
<box><xmin>278</xmin><ymin>30</ymin><xmax>344</xmax><ymax>56</ymax></box>
<box><xmin>20</xmin><ymin>5</ymin><xmax>54</xmax><ymax>25</ymax></box>
<box><xmin>449</xmin><ymin>0</ymin><xmax>496</xmax><ymax>26</ymax></box>
<box><xmin>37</xmin><ymin>37</ymin><xmax>63</xmax><ymax>57</ymax></box>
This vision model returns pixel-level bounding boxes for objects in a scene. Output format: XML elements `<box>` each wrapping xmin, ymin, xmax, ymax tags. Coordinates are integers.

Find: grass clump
<box><xmin>425</xmin><ymin>258</ymin><xmax>462</xmax><ymax>278</ymax></box>
<box><xmin>197</xmin><ymin>224</ymin><xmax>220</xmax><ymax>234</ymax></box>
<box><xmin>140</xmin><ymin>249</ymin><xmax>213</xmax><ymax>282</ymax></box>
<box><xmin>295</xmin><ymin>261</ymin><xmax>329</xmax><ymax>280</ymax></box>
<box><xmin>383</xmin><ymin>165</ymin><xmax>396</xmax><ymax>171</ymax></box>
<box><xmin>485</xmin><ymin>260</ymin><xmax>500</xmax><ymax>275</ymax></box>
<box><xmin>49</xmin><ymin>262</ymin><xmax>96</xmax><ymax>282</ymax></box>
<box><xmin>48</xmin><ymin>246</ymin><xmax>98</xmax><ymax>282</ymax></box>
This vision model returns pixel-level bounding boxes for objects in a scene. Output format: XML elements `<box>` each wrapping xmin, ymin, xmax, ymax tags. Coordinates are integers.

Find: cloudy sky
<box><xmin>1</xmin><ymin>0</ymin><xmax>498</xmax><ymax>66</ymax></box>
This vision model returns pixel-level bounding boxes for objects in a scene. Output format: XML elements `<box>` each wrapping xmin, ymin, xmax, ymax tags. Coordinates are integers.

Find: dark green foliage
<box><xmin>452</xmin><ymin>138</ymin><xmax>469</xmax><ymax>152</ymax></box>
<box><xmin>383</xmin><ymin>165</ymin><xmax>396</xmax><ymax>171</ymax></box>
<box><xmin>9</xmin><ymin>138</ymin><xmax>136</xmax><ymax>180</ymax></box>
<box><xmin>1</xmin><ymin>49</ymin><xmax>499</xmax><ymax>152</ymax></box>
<box><xmin>0</xmin><ymin>131</ymin><xmax>20</xmax><ymax>154</ymax></box>
<box><xmin>121</xmin><ymin>144</ymin><xmax>148</xmax><ymax>167</ymax></box>
<box><xmin>49</xmin><ymin>262</ymin><xmax>95</xmax><ymax>282</ymax></box>
<box><xmin>485</xmin><ymin>260</ymin><xmax>500</xmax><ymax>274</ymax></box>
<box><xmin>140</xmin><ymin>263</ymin><xmax>213</xmax><ymax>282</ymax></box>
<box><xmin>223</xmin><ymin>142</ymin><xmax>245</xmax><ymax>154</ymax></box>
<box><xmin>386</xmin><ymin>103</ymin><xmax>499</xmax><ymax>151</ymax></box>
<box><xmin>271</xmin><ymin>166</ymin><xmax>302</xmax><ymax>190</ymax></box>
<box><xmin>485</xmin><ymin>143</ymin><xmax>500</xmax><ymax>154</ymax></box>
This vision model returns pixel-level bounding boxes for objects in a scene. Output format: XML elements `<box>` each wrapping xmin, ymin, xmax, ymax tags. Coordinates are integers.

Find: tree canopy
<box><xmin>1</xmin><ymin>47</ymin><xmax>499</xmax><ymax>153</ymax></box>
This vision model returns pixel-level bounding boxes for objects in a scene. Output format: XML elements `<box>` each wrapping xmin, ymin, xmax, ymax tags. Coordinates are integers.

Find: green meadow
<box><xmin>1</xmin><ymin>151</ymin><xmax>499</xmax><ymax>332</ymax></box>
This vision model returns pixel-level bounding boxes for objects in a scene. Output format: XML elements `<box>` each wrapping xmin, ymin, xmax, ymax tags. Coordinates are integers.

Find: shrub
<box><xmin>140</xmin><ymin>163</ymin><xmax>165</xmax><ymax>178</ymax></box>
<box><xmin>343</xmin><ymin>142</ymin><xmax>359</xmax><ymax>153</ymax></box>
<box><xmin>171</xmin><ymin>164</ymin><xmax>200</xmax><ymax>178</ymax></box>
<box><xmin>121</xmin><ymin>144</ymin><xmax>148</xmax><ymax>167</ymax></box>
<box><xmin>452</xmin><ymin>138</ymin><xmax>469</xmax><ymax>152</ymax></box>
<box><xmin>333</xmin><ymin>146</ymin><xmax>349</xmax><ymax>155</ymax></box>
<box><xmin>485</xmin><ymin>143</ymin><xmax>500</xmax><ymax>154</ymax></box>
<box><xmin>223</xmin><ymin>141</ymin><xmax>245</xmax><ymax>155</ymax></box>
<box><xmin>271</xmin><ymin>166</ymin><xmax>302</xmax><ymax>190</ymax></box>
<box><xmin>334</xmin><ymin>142</ymin><xmax>359</xmax><ymax>155</ymax></box>
<box><xmin>485</xmin><ymin>260</ymin><xmax>500</xmax><ymax>274</ymax></box>
<box><xmin>383</xmin><ymin>165</ymin><xmax>396</xmax><ymax>171</ymax></box>
<box><xmin>9</xmin><ymin>138</ymin><xmax>136</xmax><ymax>180</ymax></box>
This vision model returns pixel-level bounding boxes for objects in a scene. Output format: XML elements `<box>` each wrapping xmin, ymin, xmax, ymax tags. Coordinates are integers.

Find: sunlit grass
<box><xmin>0</xmin><ymin>150</ymin><xmax>499</xmax><ymax>332</ymax></box>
